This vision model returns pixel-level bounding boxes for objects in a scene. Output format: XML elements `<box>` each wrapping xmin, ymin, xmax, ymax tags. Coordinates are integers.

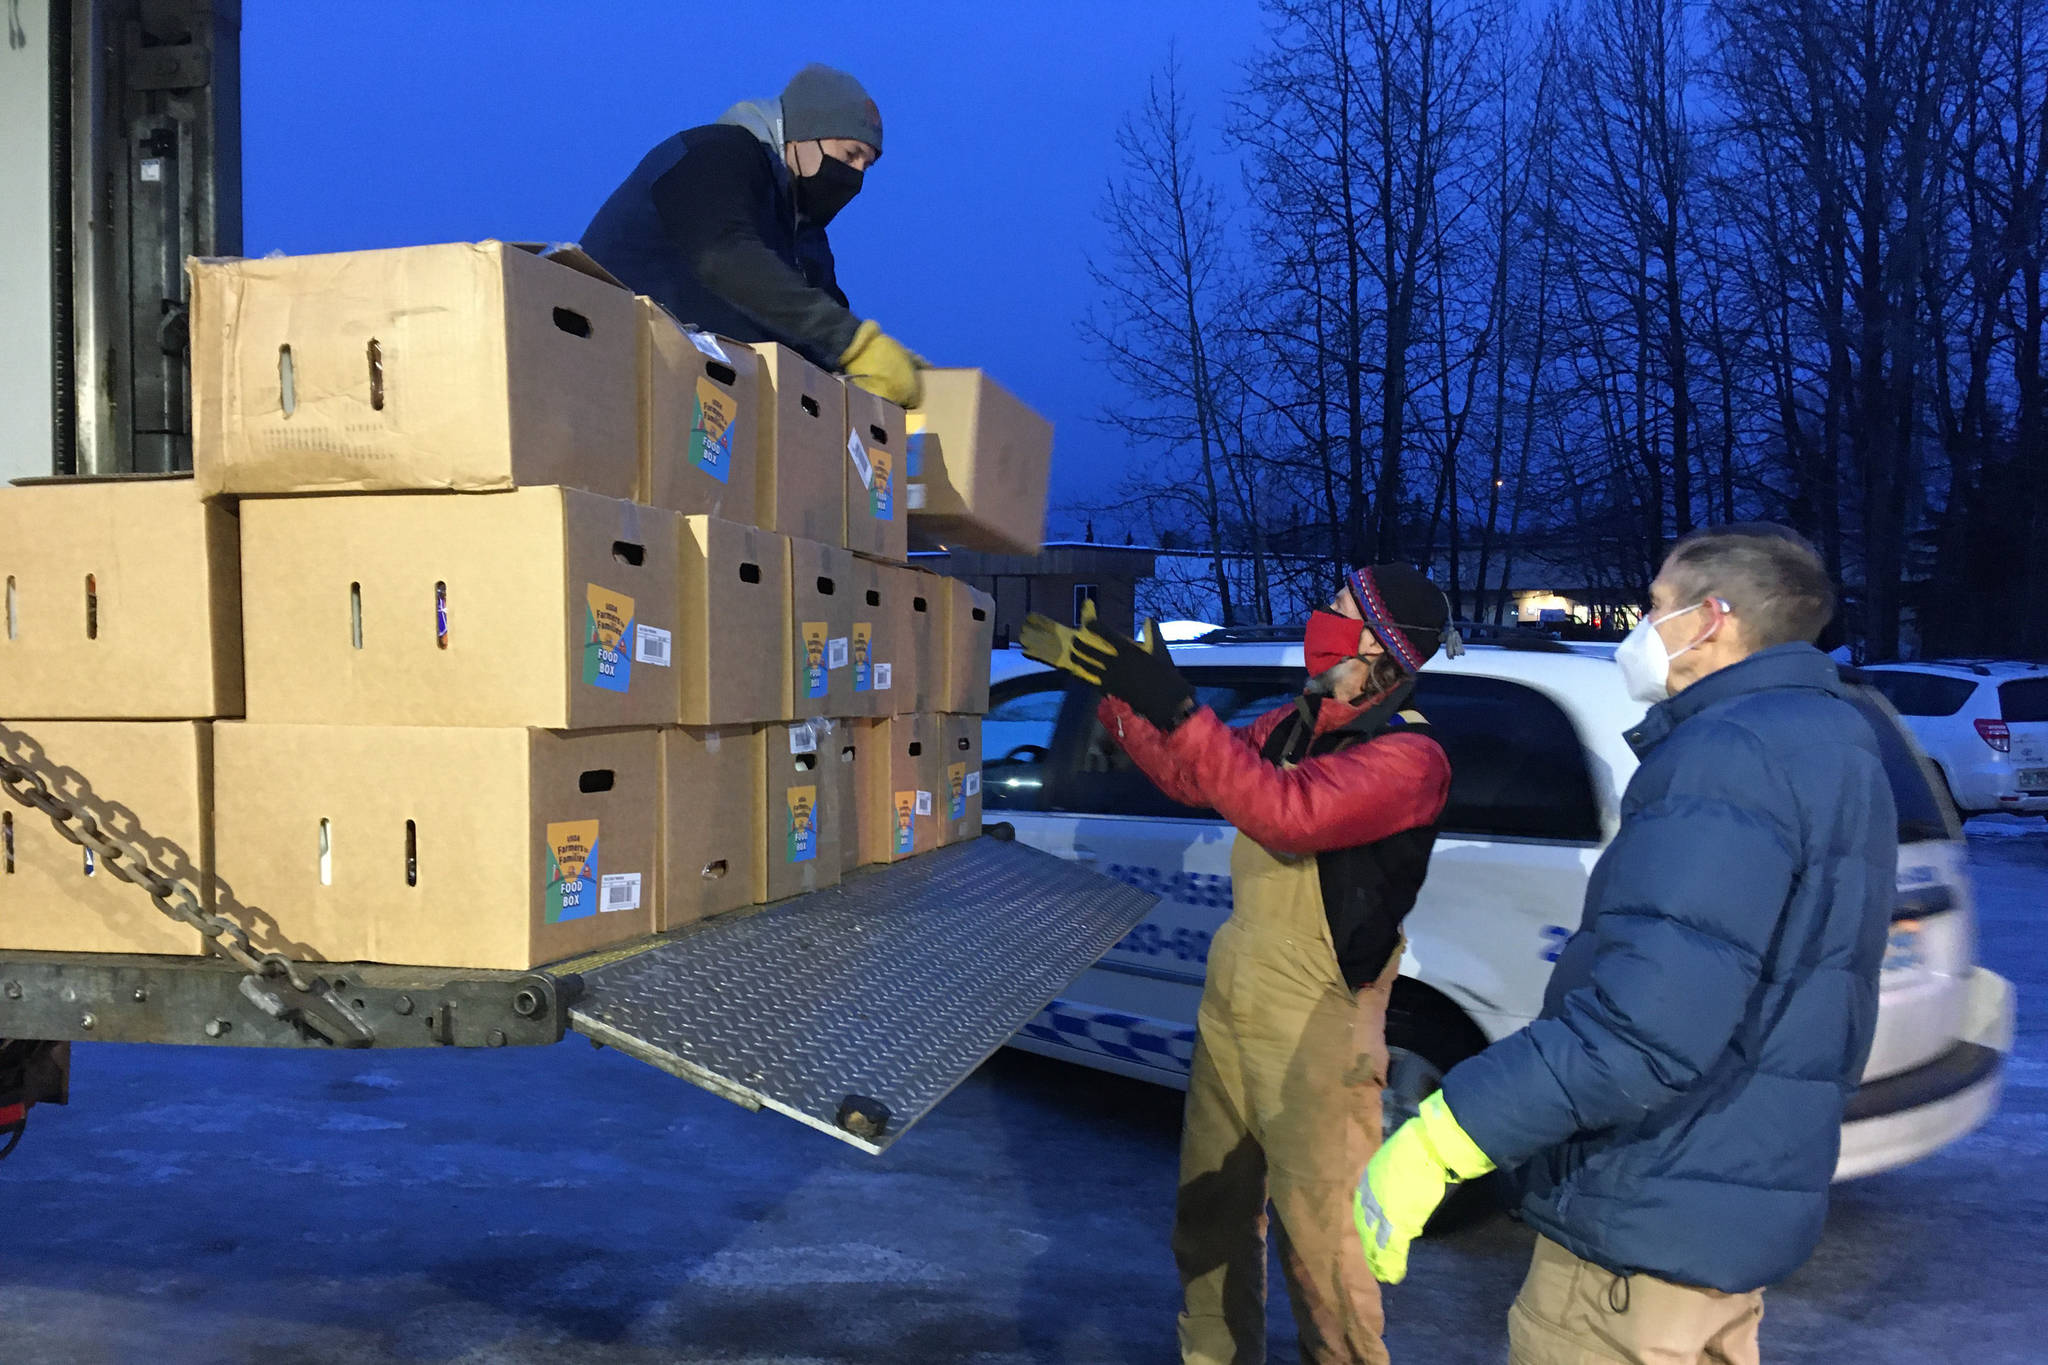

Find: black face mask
<box><xmin>792</xmin><ymin>146</ymin><xmax>863</xmax><ymax>227</ymax></box>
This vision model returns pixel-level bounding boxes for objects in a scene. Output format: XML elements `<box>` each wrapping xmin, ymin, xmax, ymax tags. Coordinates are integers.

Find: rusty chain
<box><xmin>0</xmin><ymin>749</ymin><xmax>373</xmax><ymax>1047</ymax></box>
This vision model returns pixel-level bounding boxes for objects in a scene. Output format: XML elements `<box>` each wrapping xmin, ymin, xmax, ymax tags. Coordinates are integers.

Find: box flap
<box><xmin>505</xmin><ymin>240</ymin><xmax>628</xmax><ymax>289</ymax></box>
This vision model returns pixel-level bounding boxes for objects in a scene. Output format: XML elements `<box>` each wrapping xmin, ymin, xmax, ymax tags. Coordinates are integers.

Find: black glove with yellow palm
<box><xmin>1020</xmin><ymin>603</ymin><xmax>1194</xmax><ymax>732</ymax></box>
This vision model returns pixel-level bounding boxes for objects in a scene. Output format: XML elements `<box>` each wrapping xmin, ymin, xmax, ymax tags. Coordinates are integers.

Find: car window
<box><xmin>1412</xmin><ymin>674</ymin><xmax>1604</xmax><ymax>843</ymax></box>
<box><xmin>1061</xmin><ymin>672</ymin><xmax>1299</xmax><ymax>819</ymax></box>
<box><xmin>1999</xmin><ymin>678</ymin><xmax>2048</xmax><ymax>723</ymax></box>
<box><xmin>1863</xmin><ymin>670</ymin><xmax>1977</xmax><ymax>718</ymax></box>
<box><xmin>982</xmin><ymin>675</ymin><xmax>1067</xmax><ymax>813</ymax></box>
<box><xmin>1840</xmin><ymin>688</ymin><xmax>1954</xmax><ymax>843</ymax></box>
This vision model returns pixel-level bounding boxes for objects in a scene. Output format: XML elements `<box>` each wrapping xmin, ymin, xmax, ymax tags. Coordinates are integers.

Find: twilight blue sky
<box><xmin>241</xmin><ymin>1</ymin><xmax>1268</xmax><ymax>535</ymax></box>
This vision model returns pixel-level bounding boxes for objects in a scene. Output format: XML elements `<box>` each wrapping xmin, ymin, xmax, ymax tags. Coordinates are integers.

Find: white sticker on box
<box><xmin>964</xmin><ymin>771</ymin><xmax>981</xmax><ymax>798</ymax></box>
<box><xmin>140</xmin><ymin>158</ymin><xmax>164</xmax><ymax>183</ymax></box>
<box><xmin>703</xmin><ymin>730</ymin><xmax>721</xmax><ymax>754</ymax></box>
<box><xmin>828</xmin><ymin>636</ymin><xmax>850</xmax><ymax>670</ymax></box>
<box><xmin>634</xmin><ymin>625</ymin><xmax>673</xmax><ymax>667</ymax></box>
<box><xmin>789</xmin><ymin>722</ymin><xmax>819</xmax><ymax>755</ymax></box>
<box><xmin>873</xmin><ymin>662</ymin><xmax>893</xmax><ymax>691</ymax></box>
<box><xmin>915</xmin><ymin>790</ymin><xmax>933</xmax><ymax>817</ymax></box>
<box><xmin>847</xmin><ymin>431</ymin><xmax>875</xmax><ymax>489</ymax></box>
<box><xmin>906</xmin><ymin>482</ymin><xmax>928</xmax><ymax>510</ymax></box>
<box><xmin>600</xmin><ymin>873</ymin><xmax>642</xmax><ymax>913</ymax></box>
<box><xmin>686</xmin><ymin>331</ymin><xmax>732</xmax><ymax>364</ymax></box>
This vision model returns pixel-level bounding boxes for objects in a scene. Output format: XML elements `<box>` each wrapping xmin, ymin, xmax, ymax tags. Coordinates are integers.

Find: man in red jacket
<box><xmin>1022</xmin><ymin>565</ymin><xmax>1455</xmax><ymax>1365</ymax></box>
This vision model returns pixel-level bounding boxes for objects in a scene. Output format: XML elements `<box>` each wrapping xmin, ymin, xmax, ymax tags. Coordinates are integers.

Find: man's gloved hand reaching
<box><xmin>1354</xmin><ymin>1091</ymin><xmax>1496</xmax><ymax>1284</ymax></box>
<box><xmin>840</xmin><ymin>320</ymin><xmax>923</xmax><ymax>407</ymax></box>
<box><xmin>1020</xmin><ymin>604</ymin><xmax>1194</xmax><ymax>732</ymax></box>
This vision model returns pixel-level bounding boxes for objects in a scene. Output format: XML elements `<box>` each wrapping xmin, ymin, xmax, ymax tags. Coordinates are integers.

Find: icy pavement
<box><xmin>0</xmin><ymin>823</ymin><xmax>2041</xmax><ymax>1364</ymax></box>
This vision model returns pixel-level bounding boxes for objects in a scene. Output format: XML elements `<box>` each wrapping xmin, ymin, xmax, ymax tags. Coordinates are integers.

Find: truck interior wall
<box><xmin>0</xmin><ymin>1</ymin><xmax>58</xmax><ymax>483</ymax></box>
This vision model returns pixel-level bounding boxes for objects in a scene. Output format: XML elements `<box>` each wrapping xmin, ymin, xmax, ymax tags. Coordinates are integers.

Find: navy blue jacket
<box><xmin>1439</xmin><ymin>644</ymin><xmax>1899</xmax><ymax>1292</ymax></box>
<box><xmin>582</xmin><ymin>100</ymin><xmax>859</xmax><ymax>370</ymax></box>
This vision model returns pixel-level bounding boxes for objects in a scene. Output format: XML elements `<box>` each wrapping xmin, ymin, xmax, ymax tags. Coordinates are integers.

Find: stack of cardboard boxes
<box><xmin>0</xmin><ymin>239</ymin><xmax>1034</xmax><ymax>972</ymax></box>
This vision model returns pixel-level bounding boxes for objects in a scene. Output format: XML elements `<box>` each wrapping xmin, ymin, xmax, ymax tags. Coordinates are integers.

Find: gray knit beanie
<box><xmin>780</xmin><ymin>64</ymin><xmax>884</xmax><ymax>154</ymax></box>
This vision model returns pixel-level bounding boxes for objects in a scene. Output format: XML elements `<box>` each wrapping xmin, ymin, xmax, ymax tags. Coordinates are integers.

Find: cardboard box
<box><xmin>677</xmin><ymin>516</ymin><xmax>789</xmax><ymax>726</ymax></box>
<box><xmin>241</xmin><ymin>489</ymin><xmax>679</xmax><ymax>730</ymax></box>
<box><xmin>191</xmin><ymin>241</ymin><xmax>638</xmax><ymax>499</ymax></box>
<box><xmin>904</xmin><ymin>369</ymin><xmax>1054</xmax><ymax>555</ymax></box>
<box><xmin>0</xmin><ymin>722</ymin><xmax>214</xmax><ymax>955</ymax></box>
<box><xmin>787</xmin><ymin>538</ymin><xmax>856</xmax><ymax>720</ymax></box>
<box><xmin>0</xmin><ymin>475</ymin><xmax>242</xmax><ymax>719</ymax></box>
<box><xmin>830</xmin><ymin>723</ymin><xmax>866</xmax><ymax>874</ymax></box>
<box><xmin>844</xmin><ymin>556</ymin><xmax>902</xmax><ymax>720</ymax></box>
<box><xmin>843</xmin><ymin>385</ymin><xmax>909</xmax><ymax>563</ymax></box>
<box><xmin>214</xmin><ymin>723</ymin><xmax>658</xmax><ymax>970</ymax></box>
<box><xmin>660</xmin><ymin>726</ymin><xmax>765</xmax><ymax>929</ymax></box>
<box><xmin>638</xmin><ymin>300</ymin><xmax>759</xmax><ymax>521</ymax></box>
<box><xmin>749</xmin><ymin>343</ymin><xmax>844</xmax><ymax>544</ymax></box>
<box><xmin>940</xmin><ymin>577</ymin><xmax>997</xmax><ymax>714</ymax></box>
<box><xmin>939</xmin><ymin>715</ymin><xmax>984</xmax><ymax>845</ymax></box>
<box><xmin>759</xmin><ymin>721</ymin><xmax>842</xmax><ymax>900</ymax></box>
<box><xmin>857</xmin><ymin>713</ymin><xmax>941</xmax><ymax>864</ymax></box>
<box><xmin>894</xmin><ymin>567</ymin><xmax>942</xmax><ymax>714</ymax></box>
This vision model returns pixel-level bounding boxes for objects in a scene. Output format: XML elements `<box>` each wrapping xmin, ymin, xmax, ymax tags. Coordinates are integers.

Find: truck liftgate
<box><xmin>0</xmin><ymin>736</ymin><xmax>1157</xmax><ymax>1153</ymax></box>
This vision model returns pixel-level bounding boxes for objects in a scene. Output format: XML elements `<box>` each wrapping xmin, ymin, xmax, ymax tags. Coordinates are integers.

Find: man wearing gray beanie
<box><xmin>584</xmin><ymin>63</ymin><xmax>923</xmax><ymax>406</ymax></box>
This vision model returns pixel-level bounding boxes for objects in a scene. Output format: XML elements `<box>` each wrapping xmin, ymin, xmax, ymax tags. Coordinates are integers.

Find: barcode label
<box><xmin>828</xmin><ymin>636</ymin><xmax>850</xmax><ymax>670</ymax></box>
<box><xmin>686</xmin><ymin>331</ymin><xmax>732</xmax><ymax>364</ymax></box>
<box><xmin>915</xmin><ymin>790</ymin><xmax>933</xmax><ymax>816</ymax></box>
<box><xmin>634</xmin><ymin>625</ymin><xmax>672</xmax><ymax>666</ymax></box>
<box><xmin>873</xmin><ymin>662</ymin><xmax>892</xmax><ymax>690</ymax></box>
<box><xmin>600</xmin><ymin>873</ymin><xmax>642</xmax><ymax>913</ymax></box>
<box><xmin>847</xmin><ymin>432</ymin><xmax>875</xmax><ymax>489</ymax></box>
<box><xmin>789</xmin><ymin>722</ymin><xmax>819</xmax><ymax>755</ymax></box>
<box><xmin>964</xmin><ymin>771</ymin><xmax>981</xmax><ymax>797</ymax></box>
<box><xmin>906</xmin><ymin>482</ymin><xmax>928</xmax><ymax>510</ymax></box>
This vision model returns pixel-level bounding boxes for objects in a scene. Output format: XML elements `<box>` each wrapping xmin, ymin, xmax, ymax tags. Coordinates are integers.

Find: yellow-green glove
<box><xmin>1021</xmin><ymin>600</ymin><xmax>1105</xmax><ymax>681</ymax></box>
<box><xmin>840</xmin><ymin>320</ymin><xmax>923</xmax><ymax>408</ymax></box>
<box><xmin>1353</xmin><ymin>1092</ymin><xmax>1495</xmax><ymax>1284</ymax></box>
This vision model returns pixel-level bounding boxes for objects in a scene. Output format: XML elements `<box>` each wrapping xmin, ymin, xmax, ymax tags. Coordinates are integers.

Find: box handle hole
<box><xmin>367</xmin><ymin>338</ymin><xmax>385</xmax><ymax>410</ymax></box>
<box><xmin>578</xmin><ymin>769</ymin><xmax>616</xmax><ymax>793</ymax></box>
<box><xmin>972</xmin><ymin>607</ymin><xmax>987</xmax><ymax>622</ymax></box>
<box><xmin>795</xmin><ymin>753</ymin><xmax>817</xmax><ymax>772</ymax></box>
<box><xmin>611</xmin><ymin>540</ymin><xmax>646</xmax><ymax>567</ymax></box>
<box><xmin>318</xmin><ymin>818</ymin><xmax>333</xmax><ymax>886</ymax></box>
<box><xmin>701</xmin><ymin>859</ymin><xmax>728</xmax><ymax>881</ymax></box>
<box><xmin>350</xmin><ymin>582</ymin><xmax>364</xmax><ymax>649</ymax></box>
<box><xmin>405</xmin><ymin>819</ymin><xmax>418</xmax><ymax>886</ymax></box>
<box><xmin>817</xmin><ymin>576</ymin><xmax>836</xmax><ymax>596</ymax></box>
<box><xmin>434</xmin><ymin>582</ymin><xmax>449</xmax><ymax>649</ymax></box>
<box><xmin>85</xmin><ymin>575</ymin><xmax>98</xmax><ymax>640</ymax></box>
<box><xmin>278</xmin><ymin>344</ymin><xmax>297</xmax><ymax>416</ymax></box>
<box><xmin>1</xmin><ymin>811</ymin><xmax>12</xmax><ymax>874</ymax></box>
<box><xmin>800</xmin><ymin>395</ymin><xmax>820</xmax><ymax>417</ymax></box>
<box><xmin>867</xmin><ymin>424</ymin><xmax>888</xmax><ymax>446</ymax></box>
<box><xmin>865</xmin><ymin>590</ymin><xmax>881</xmax><ymax>607</ymax></box>
<box><xmin>739</xmin><ymin>562</ymin><xmax>762</xmax><ymax>584</ymax></box>
<box><xmin>706</xmin><ymin>361</ymin><xmax>737</xmax><ymax>385</ymax></box>
<box><xmin>908</xmin><ymin>742</ymin><xmax>923</xmax><ymax>757</ymax></box>
<box><xmin>5</xmin><ymin>575</ymin><xmax>16</xmax><ymax>640</ymax></box>
<box><xmin>552</xmin><ymin>307</ymin><xmax>591</xmax><ymax>338</ymax></box>
<box><xmin>913</xmin><ymin>596</ymin><xmax>928</xmax><ymax>613</ymax></box>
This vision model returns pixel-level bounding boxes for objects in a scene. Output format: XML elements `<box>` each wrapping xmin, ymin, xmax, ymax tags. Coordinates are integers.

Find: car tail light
<box><xmin>1975</xmin><ymin>718</ymin><xmax>2011</xmax><ymax>752</ymax></box>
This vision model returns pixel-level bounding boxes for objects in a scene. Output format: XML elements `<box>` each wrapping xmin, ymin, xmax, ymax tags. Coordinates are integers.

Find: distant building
<box><xmin>911</xmin><ymin>543</ymin><xmax>1159</xmax><ymax>642</ymax></box>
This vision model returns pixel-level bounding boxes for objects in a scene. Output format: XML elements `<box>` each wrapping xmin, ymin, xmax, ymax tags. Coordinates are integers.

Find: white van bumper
<box><xmin>1836</xmin><ymin>967</ymin><xmax>2015</xmax><ymax>1181</ymax></box>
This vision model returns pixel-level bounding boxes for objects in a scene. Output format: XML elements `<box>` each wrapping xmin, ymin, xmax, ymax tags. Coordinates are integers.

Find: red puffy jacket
<box><xmin>1097</xmin><ymin>693</ymin><xmax>1451</xmax><ymax>855</ymax></box>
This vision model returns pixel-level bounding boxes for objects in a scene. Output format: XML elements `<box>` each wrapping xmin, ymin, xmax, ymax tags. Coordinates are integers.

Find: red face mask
<box><xmin>1304</xmin><ymin>610</ymin><xmax>1368</xmax><ymax>678</ymax></box>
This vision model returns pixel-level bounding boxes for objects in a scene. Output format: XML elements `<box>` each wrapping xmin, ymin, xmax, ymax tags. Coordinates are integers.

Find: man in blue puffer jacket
<box><xmin>1354</xmin><ymin>524</ymin><xmax>1898</xmax><ymax>1364</ymax></box>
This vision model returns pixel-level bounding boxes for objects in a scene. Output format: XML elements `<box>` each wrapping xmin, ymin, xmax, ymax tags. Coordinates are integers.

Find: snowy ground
<box><xmin>0</xmin><ymin>821</ymin><xmax>2041</xmax><ymax>1364</ymax></box>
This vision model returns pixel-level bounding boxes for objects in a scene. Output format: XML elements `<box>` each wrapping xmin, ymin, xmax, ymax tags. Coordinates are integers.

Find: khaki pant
<box><xmin>1174</xmin><ymin>835</ymin><xmax>1400</xmax><ymax>1365</ymax></box>
<box><xmin>1508</xmin><ymin>1236</ymin><xmax>1764</xmax><ymax>1365</ymax></box>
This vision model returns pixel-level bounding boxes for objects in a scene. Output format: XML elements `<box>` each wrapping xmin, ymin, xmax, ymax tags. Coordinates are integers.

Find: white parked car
<box><xmin>1857</xmin><ymin>660</ymin><xmax>2048</xmax><ymax>817</ymax></box>
<box><xmin>994</xmin><ymin>629</ymin><xmax>2014</xmax><ymax>1182</ymax></box>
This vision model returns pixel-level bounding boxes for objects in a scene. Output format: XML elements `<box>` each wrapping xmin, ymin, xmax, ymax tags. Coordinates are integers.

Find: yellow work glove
<box><xmin>1353</xmin><ymin>1091</ymin><xmax>1495</xmax><ymax>1284</ymax></box>
<box><xmin>1020</xmin><ymin>600</ymin><xmax>1113</xmax><ymax>683</ymax></box>
<box><xmin>840</xmin><ymin>320</ymin><xmax>924</xmax><ymax>408</ymax></box>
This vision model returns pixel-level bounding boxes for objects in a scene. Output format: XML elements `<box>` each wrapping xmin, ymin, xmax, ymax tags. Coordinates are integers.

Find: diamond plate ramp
<box><xmin>564</xmin><ymin>835</ymin><xmax>1157</xmax><ymax>1153</ymax></box>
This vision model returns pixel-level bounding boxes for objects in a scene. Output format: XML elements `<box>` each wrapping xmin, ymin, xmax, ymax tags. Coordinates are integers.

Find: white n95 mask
<box><xmin>1615</xmin><ymin>602</ymin><xmax>1710</xmax><ymax>704</ymax></box>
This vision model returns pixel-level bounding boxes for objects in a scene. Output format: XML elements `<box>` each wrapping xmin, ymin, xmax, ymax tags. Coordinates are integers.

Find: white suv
<box><xmin>992</xmin><ymin>630</ymin><xmax>2015</xmax><ymax>1182</ymax></box>
<box><xmin>1857</xmin><ymin>660</ymin><xmax>2048</xmax><ymax>817</ymax></box>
